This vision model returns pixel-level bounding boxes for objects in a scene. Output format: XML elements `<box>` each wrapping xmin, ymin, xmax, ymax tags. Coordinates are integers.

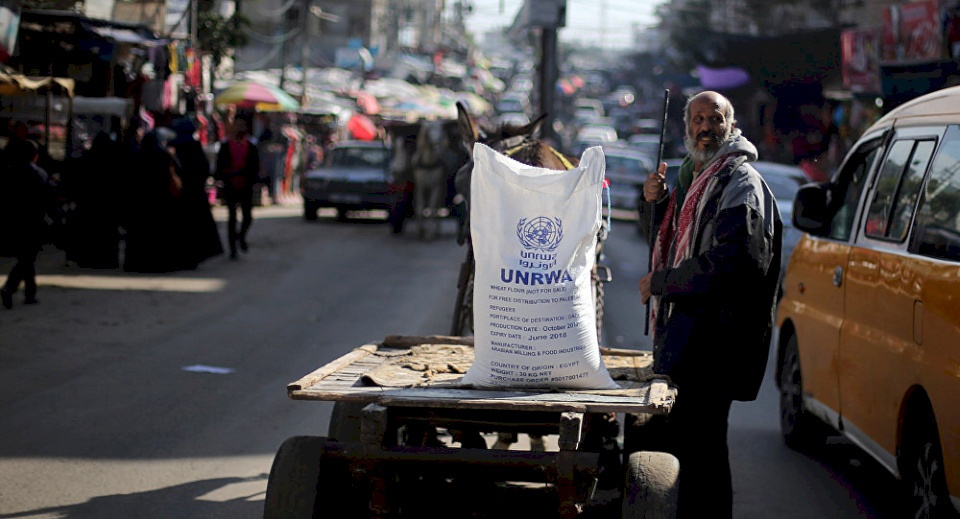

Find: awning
<box><xmin>20</xmin><ymin>9</ymin><xmax>168</xmax><ymax>48</ymax></box>
<box><xmin>696</xmin><ymin>65</ymin><xmax>751</xmax><ymax>90</ymax></box>
<box><xmin>87</xmin><ymin>25</ymin><xmax>162</xmax><ymax>46</ymax></box>
<box><xmin>0</xmin><ymin>68</ymin><xmax>74</xmax><ymax>97</ymax></box>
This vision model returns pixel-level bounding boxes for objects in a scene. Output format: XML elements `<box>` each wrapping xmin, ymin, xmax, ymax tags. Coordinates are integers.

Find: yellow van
<box><xmin>775</xmin><ymin>86</ymin><xmax>960</xmax><ymax>518</ymax></box>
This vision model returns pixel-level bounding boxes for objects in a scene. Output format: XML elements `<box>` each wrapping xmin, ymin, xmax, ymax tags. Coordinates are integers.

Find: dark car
<box><xmin>300</xmin><ymin>140</ymin><xmax>393</xmax><ymax>221</ymax></box>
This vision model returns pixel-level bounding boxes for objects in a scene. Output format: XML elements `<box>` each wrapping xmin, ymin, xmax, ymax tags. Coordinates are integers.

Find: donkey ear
<box><xmin>519</xmin><ymin>113</ymin><xmax>548</xmax><ymax>138</ymax></box>
<box><xmin>456</xmin><ymin>101</ymin><xmax>479</xmax><ymax>156</ymax></box>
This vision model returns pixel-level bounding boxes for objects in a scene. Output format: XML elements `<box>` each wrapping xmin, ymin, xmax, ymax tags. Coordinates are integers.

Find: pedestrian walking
<box><xmin>0</xmin><ymin>139</ymin><xmax>56</xmax><ymax>309</ymax></box>
<box><xmin>215</xmin><ymin>119</ymin><xmax>260</xmax><ymax>259</ymax></box>
<box><xmin>637</xmin><ymin>90</ymin><xmax>783</xmax><ymax>518</ymax></box>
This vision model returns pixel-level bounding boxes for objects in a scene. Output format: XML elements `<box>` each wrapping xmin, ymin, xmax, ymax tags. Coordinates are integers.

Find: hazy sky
<box><xmin>462</xmin><ymin>0</ymin><xmax>662</xmax><ymax>50</ymax></box>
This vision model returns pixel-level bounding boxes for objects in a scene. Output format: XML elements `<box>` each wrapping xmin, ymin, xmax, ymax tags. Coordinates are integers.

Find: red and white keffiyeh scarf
<box><xmin>648</xmin><ymin>153</ymin><xmax>741</xmax><ymax>337</ymax></box>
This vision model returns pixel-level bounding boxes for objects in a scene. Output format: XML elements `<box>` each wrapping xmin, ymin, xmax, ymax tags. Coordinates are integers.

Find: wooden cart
<box><xmin>264</xmin><ymin>335</ymin><xmax>678</xmax><ymax>519</ymax></box>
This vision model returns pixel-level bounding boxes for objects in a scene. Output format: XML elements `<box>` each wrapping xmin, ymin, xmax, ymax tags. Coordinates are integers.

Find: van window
<box><xmin>912</xmin><ymin>126</ymin><xmax>960</xmax><ymax>262</ymax></box>
<box><xmin>864</xmin><ymin>139</ymin><xmax>934</xmax><ymax>241</ymax></box>
<box><xmin>827</xmin><ymin>138</ymin><xmax>881</xmax><ymax>241</ymax></box>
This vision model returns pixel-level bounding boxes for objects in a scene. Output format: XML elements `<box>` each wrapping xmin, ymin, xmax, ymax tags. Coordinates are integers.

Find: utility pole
<box><xmin>278</xmin><ymin>10</ymin><xmax>287</xmax><ymax>90</ymax></box>
<box><xmin>540</xmin><ymin>27</ymin><xmax>558</xmax><ymax>143</ymax></box>
<box><xmin>304</xmin><ymin>5</ymin><xmax>340</xmax><ymax>103</ymax></box>
<box><xmin>525</xmin><ymin>0</ymin><xmax>566</xmax><ymax>145</ymax></box>
<box><xmin>300</xmin><ymin>0</ymin><xmax>309</xmax><ymax>103</ymax></box>
<box><xmin>190</xmin><ymin>0</ymin><xmax>199</xmax><ymax>48</ymax></box>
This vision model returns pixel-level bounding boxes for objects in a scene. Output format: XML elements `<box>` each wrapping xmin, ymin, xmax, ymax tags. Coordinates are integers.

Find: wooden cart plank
<box><xmin>286</xmin><ymin>345</ymin><xmax>377</xmax><ymax>391</ymax></box>
<box><xmin>285</xmin><ymin>337</ymin><xmax>676</xmax><ymax>414</ymax></box>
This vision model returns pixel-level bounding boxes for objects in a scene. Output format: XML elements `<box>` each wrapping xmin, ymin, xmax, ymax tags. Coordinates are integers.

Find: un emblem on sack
<box><xmin>517</xmin><ymin>217</ymin><xmax>563</xmax><ymax>251</ymax></box>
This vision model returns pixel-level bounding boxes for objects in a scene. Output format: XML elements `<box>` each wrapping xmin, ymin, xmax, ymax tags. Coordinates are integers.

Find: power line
<box><xmin>242</xmin><ymin>25</ymin><xmax>302</xmax><ymax>44</ymax></box>
<box><xmin>246</xmin><ymin>0</ymin><xmax>298</xmax><ymax>19</ymax></box>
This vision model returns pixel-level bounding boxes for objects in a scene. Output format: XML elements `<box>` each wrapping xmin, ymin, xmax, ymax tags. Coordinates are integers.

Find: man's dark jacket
<box><xmin>638</xmin><ymin>132</ymin><xmax>782</xmax><ymax>402</ymax></box>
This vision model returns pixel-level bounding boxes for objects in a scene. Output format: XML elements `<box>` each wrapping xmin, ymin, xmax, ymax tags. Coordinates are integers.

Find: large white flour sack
<box><xmin>461</xmin><ymin>143</ymin><xmax>619</xmax><ymax>390</ymax></box>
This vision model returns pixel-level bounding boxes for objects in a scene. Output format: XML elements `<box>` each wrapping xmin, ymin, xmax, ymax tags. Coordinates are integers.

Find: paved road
<box><xmin>0</xmin><ymin>205</ymin><xmax>898</xmax><ymax>518</ymax></box>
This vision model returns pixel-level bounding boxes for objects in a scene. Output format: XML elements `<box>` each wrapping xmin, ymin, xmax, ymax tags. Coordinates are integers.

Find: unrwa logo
<box><xmin>517</xmin><ymin>216</ymin><xmax>563</xmax><ymax>251</ymax></box>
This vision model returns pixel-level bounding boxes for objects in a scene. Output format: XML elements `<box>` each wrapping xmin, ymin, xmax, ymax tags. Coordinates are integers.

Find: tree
<box><xmin>196</xmin><ymin>0</ymin><xmax>250</xmax><ymax>74</ymax></box>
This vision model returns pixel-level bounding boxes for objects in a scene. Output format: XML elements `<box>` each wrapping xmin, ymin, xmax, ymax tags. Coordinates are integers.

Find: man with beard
<box><xmin>636</xmin><ymin>91</ymin><xmax>783</xmax><ymax>518</ymax></box>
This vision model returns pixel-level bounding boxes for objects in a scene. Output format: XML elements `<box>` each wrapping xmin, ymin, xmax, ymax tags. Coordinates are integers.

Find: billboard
<box><xmin>842</xmin><ymin>28</ymin><xmax>882</xmax><ymax>93</ymax></box>
<box><xmin>881</xmin><ymin>0</ymin><xmax>943</xmax><ymax>64</ymax></box>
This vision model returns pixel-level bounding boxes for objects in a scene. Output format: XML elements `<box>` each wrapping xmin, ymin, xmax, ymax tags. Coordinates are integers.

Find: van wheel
<box><xmin>899</xmin><ymin>409</ymin><xmax>954</xmax><ymax>519</ymax></box>
<box><xmin>779</xmin><ymin>333</ymin><xmax>817</xmax><ymax>450</ymax></box>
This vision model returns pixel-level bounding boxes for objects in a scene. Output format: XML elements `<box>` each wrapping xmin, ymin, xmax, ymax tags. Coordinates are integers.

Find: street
<box><xmin>1</xmin><ymin>204</ymin><xmax>899</xmax><ymax>518</ymax></box>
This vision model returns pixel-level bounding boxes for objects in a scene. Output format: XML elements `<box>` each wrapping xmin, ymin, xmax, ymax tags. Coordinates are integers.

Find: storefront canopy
<box><xmin>0</xmin><ymin>67</ymin><xmax>74</xmax><ymax>97</ymax></box>
<box><xmin>696</xmin><ymin>65</ymin><xmax>751</xmax><ymax>90</ymax></box>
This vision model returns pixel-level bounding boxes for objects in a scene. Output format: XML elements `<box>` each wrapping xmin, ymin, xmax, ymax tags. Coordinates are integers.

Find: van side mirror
<box><xmin>793</xmin><ymin>183</ymin><xmax>831</xmax><ymax>236</ymax></box>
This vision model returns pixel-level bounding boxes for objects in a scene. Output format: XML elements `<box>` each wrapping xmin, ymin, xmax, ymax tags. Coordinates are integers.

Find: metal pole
<box><xmin>278</xmin><ymin>10</ymin><xmax>287</xmax><ymax>90</ymax></box>
<box><xmin>645</xmin><ymin>89</ymin><xmax>670</xmax><ymax>336</ymax></box>
<box><xmin>300</xmin><ymin>0</ymin><xmax>309</xmax><ymax>104</ymax></box>
<box><xmin>190</xmin><ymin>0</ymin><xmax>199</xmax><ymax>48</ymax></box>
<box><xmin>540</xmin><ymin>27</ymin><xmax>557</xmax><ymax>144</ymax></box>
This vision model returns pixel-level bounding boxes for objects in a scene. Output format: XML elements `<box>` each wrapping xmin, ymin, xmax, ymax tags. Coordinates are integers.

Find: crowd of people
<box><xmin>0</xmin><ymin>110</ymin><xmax>273</xmax><ymax>310</ymax></box>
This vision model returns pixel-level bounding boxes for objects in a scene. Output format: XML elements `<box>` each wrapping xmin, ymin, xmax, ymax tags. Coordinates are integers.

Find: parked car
<box><xmin>775</xmin><ymin>85</ymin><xmax>960</xmax><ymax>519</ymax></box>
<box><xmin>572</xmin><ymin>124</ymin><xmax>619</xmax><ymax>156</ymax></box>
<box><xmin>494</xmin><ymin>92</ymin><xmax>530</xmax><ymax>116</ymax></box>
<box><xmin>600</xmin><ymin>143</ymin><xmax>654</xmax><ymax>213</ymax></box>
<box><xmin>573</xmin><ymin>97</ymin><xmax>605</xmax><ymax>123</ymax></box>
<box><xmin>493</xmin><ymin>112</ymin><xmax>530</xmax><ymax>127</ymax></box>
<box><xmin>300</xmin><ymin>140</ymin><xmax>394</xmax><ymax>221</ymax></box>
<box><xmin>626</xmin><ymin>133</ymin><xmax>662</xmax><ymax>159</ymax></box>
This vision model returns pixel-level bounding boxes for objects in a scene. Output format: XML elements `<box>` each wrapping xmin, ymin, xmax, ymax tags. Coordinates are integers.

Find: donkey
<box><xmin>451</xmin><ymin>101</ymin><xmax>599</xmax><ymax>453</ymax></box>
<box><xmin>387</xmin><ymin>132</ymin><xmax>416</xmax><ymax>234</ymax></box>
<box><xmin>411</xmin><ymin>119</ymin><xmax>450</xmax><ymax>240</ymax></box>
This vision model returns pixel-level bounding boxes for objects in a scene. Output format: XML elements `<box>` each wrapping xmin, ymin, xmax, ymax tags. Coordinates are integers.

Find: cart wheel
<box><xmin>621</xmin><ymin>451</ymin><xmax>679</xmax><ymax>519</ymax></box>
<box><xmin>622</xmin><ymin>413</ymin><xmax>671</xmax><ymax>458</ymax></box>
<box><xmin>450</xmin><ymin>246</ymin><xmax>475</xmax><ymax>336</ymax></box>
<box><xmin>263</xmin><ymin>435</ymin><xmax>325</xmax><ymax>519</ymax></box>
<box><xmin>328</xmin><ymin>402</ymin><xmax>363</xmax><ymax>443</ymax></box>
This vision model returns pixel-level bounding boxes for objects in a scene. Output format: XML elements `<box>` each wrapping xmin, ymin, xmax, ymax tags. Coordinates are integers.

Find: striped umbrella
<box><xmin>214</xmin><ymin>81</ymin><xmax>300</xmax><ymax>112</ymax></box>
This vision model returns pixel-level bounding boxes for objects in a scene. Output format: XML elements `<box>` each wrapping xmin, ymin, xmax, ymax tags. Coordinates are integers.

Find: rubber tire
<box><xmin>623</xmin><ymin>412</ymin><xmax>671</xmax><ymax>458</ymax></box>
<box><xmin>263</xmin><ymin>435</ymin><xmax>325</xmax><ymax>519</ymax></box>
<box><xmin>450</xmin><ymin>247</ymin><xmax>475</xmax><ymax>337</ymax></box>
<box><xmin>328</xmin><ymin>402</ymin><xmax>363</xmax><ymax>443</ymax></box>
<box><xmin>303</xmin><ymin>202</ymin><xmax>318</xmax><ymax>221</ymax></box>
<box><xmin>621</xmin><ymin>451</ymin><xmax>680</xmax><ymax>519</ymax></box>
<box><xmin>779</xmin><ymin>333</ymin><xmax>818</xmax><ymax>450</ymax></box>
<box><xmin>899</xmin><ymin>410</ymin><xmax>955</xmax><ymax>519</ymax></box>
